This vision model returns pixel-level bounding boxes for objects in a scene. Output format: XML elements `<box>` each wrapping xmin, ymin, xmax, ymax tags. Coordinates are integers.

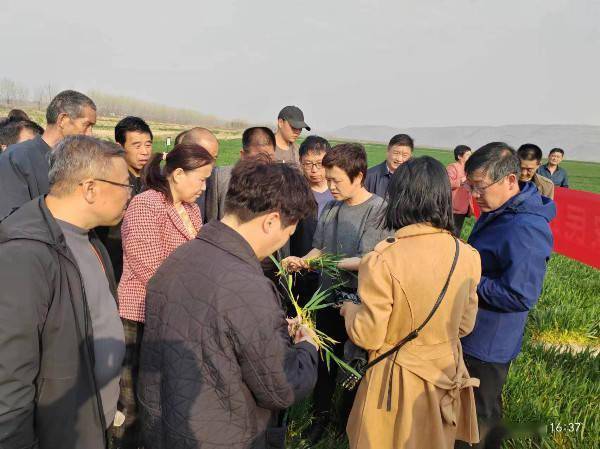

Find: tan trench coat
<box><xmin>344</xmin><ymin>224</ymin><xmax>482</xmax><ymax>449</ymax></box>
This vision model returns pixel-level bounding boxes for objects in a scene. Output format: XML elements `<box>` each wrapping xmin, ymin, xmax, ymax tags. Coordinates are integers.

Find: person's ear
<box><xmin>239</xmin><ymin>149</ymin><xmax>245</xmax><ymax>159</ymax></box>
<box><xmin>171</xmin><ymin>167</ymin><xmax>185</xmax><ymax>183</ymax></box>
<box><xmin>507</xmin><ymin>173</ymin><xmax>519</xmax><ymax>189</ymax></box>
<box><xmin>262</xmin><ymin>212</ymin><xmax>281</xmax><ymax>234</ymax></box>
<box><xmin>56</xmin><ymin>112</ymin><xmax>71</xmax><ymax>131</ymax></box>
<box><xmin>277</xmin><ymin>118</ymin><xmax>285</xmax><ymax>130</ymax></box>
<box><xmin>355</xmin><ymin>172</ymin><xmax>364</xmax><ymax>187</ymax></box>
<box><xmin>80</xmin><ymin>178</ymin><xmax>97</xmax><ymax>204</ymax></box>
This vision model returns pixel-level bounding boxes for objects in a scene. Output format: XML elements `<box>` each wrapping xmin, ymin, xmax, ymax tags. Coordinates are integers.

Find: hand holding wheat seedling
<box><xmin>271</xmin><ymin>255</ymin><xmax>361</xmax><ymax>378</ymax></box>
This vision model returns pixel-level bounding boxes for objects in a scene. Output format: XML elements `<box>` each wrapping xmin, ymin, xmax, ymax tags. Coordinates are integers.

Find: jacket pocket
<box><xmin>265</xmin><ymin>425</ymin><xmax>287</xmax><ymax>449</ymax></box>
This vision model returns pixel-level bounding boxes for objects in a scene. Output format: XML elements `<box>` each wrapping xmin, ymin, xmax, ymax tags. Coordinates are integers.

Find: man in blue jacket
<box><xmin>458</xmin><ymin>142</ymin><xmax>555</xmax><ymax>449</ymax></box>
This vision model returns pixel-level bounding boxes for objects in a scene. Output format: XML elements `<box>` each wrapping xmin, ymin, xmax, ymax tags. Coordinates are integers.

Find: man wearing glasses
<box><xmin>0</xmin><ymin>136</ymin><xmax>130</xmax><ymax>449</ymax></box>
<box><xmin>457</xmin><ymin>143</ymin><xmax>555</xmax><ymax>449</ymax></box>
<box><xmin>290</xmin><ymin>136</ymin><xmax>334</xmax><ymax>309</ymax></box>
<box><xmin>517</xmin><ymin>144</ymin><xmax>554</xmax><ymax>199</ymax></box>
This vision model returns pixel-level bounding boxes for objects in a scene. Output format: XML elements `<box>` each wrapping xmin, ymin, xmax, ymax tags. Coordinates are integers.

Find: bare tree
<box><xmin>15</xmin><ymin>84</ymin><xmax>28</xmax><ymax>104</ymax></box>
<box><xmin>34</xmin><ymin>86</ymin><xmax>46</xmax><ymax>110</ymax></box>
<box><xmin>46</xmin><ymin>83</ymin><xmax>57</xmax><ymax>102</ymax></box>
<box><xmin>0</xmin><ymin>78</ymin><xmax>18</xmax><ymax>106</ymax></box>
<box><xmin>34</xmin><ymin>83</ymin><xmax>57</xmax><ymax>110</ymax></box>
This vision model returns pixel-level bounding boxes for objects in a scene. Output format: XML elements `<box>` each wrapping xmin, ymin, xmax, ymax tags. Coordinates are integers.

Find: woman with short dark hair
<box><xmin>283</xmin><ymin>143</ymin><xmax>393</xmax><ymax>444</ymax></box>
<box><xmin>341</xmin><ymin>156</ymin><xmax>482</xmax><ymax>449</ymax></box>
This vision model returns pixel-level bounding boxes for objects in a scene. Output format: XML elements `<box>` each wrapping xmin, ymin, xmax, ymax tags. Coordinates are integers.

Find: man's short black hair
<box><xmin>383</xmin><ymin>156</ymin><xmax>453</xmax><ymax>232</ymax></box>
<box><xmin>549</xmin><ymin>147</ymin><xmax>565</xmax><ymax>156</ymax></box>
<box><xmin>388</xmin><ymin>134</ymin><xmax>414</xmax><ymax>150</ymax></box>
<box><xmin>465</xmin><ymin>142</ymin><xmax>520</xmax><ymax>182</ymax></box>
<box><xmin>242</xmin><ymin>127</ymin><xmax>276</xmax><ymax>152</ymax></box>
<box><xmin>225</xmin><ymin>154</ymin><xmax>315</xmax><ymax>226</ymax></box>
<box><xmin>453</xmin><ymin>145</ymin><xmax>472</xmax><ymax>161</ymax></box>
<box><xmin>299</xmin><ymin>135</ymin><xmax>331</xmax><ymax>159</ymax></box>
<box><xmin>46</xmin><ymin>90</ymin><xmax>96</xmax><ymax>125</ymax></box>
<box><xmin>0</xmin><ymin>119</ymin><xmax>44</xmax><ymax>147</ymax></box>
<box><xmin>517</xmin><ymin>143</ymin><xmax>543</xmax><ymax>163</ymax></box>
<box><xmin>114</xmin><ymin>116</ymin><xmax>153</xmax><ymax>145</ymax></box>
<box><xmin>322</xmin><ymin>143</ymin><xmax>368</xmax><ymax>185</ymax></box>
<box><xmin>7</xmin><ymin>109</ymin><xmax>30</xmax><ymax>121</ymax></box>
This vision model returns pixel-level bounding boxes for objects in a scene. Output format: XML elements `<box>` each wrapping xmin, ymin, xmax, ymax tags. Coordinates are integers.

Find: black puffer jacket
<box><xmin>138</xmin><ymin>220</ymin><xmax>318</xmax><ymax>449</ymax></box>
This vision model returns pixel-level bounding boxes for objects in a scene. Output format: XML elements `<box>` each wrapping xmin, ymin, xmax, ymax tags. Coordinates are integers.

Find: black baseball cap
<box><xmin>278</xmin><ymin>106</ymin><xmax>311</xmax><ymax>131</ymax></box>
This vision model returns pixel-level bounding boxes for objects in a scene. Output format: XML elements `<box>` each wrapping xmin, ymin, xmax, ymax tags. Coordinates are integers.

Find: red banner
<box><xmin>472</xmin><ymin>187</ymin><xmax>600</xmax><ymax>269</ymax></box>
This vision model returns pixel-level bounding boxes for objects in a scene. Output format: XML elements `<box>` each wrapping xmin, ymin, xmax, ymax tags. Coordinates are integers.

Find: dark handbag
<box><xmin>341</xmin><ymin>237</ymin><xmax>460</xmax><ymax>394</ymax></box>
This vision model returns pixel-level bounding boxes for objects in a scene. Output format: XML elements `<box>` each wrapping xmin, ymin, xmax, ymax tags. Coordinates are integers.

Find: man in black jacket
<box><xmin>0</xmin><ymin>90</ymin><xmax>97</xmax><ymax>221</ymax></box>
<box><xmin>138</xmin><ymin>156</ymin><xmax>319</xmax><ymax>449</ymax></box>
<box><xmin>364</xmin><ymin>133</ymin><xmax>413</xmax><ymax>198</ymax></box>
<box><xmin>0</xmin><ymin>136</ymin><xmax>132</xmax><ymax>449</ymax></box>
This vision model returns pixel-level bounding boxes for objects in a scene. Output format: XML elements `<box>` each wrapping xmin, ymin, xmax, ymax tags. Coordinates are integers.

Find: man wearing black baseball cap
<box><xmin>274</xmin><ymin>105</ymin><xmax>311</xmax><ymax>164</ymax></box>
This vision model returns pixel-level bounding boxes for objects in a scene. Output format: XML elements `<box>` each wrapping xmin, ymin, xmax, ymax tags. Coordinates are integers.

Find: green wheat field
<box><xmin>7</xmin><ymin>109</ymin><xmax>598</xmax><ymax>448</ymax></box>
<box><xmin>149</xmin><ymin>137</ymin><xmax>600</xmax><ymax>449</ymax></box>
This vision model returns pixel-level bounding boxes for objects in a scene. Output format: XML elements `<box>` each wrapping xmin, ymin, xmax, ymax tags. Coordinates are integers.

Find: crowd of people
<box><xmin>0</xmin><ymin>90</ymin><xmax>565</xmax><ymax>449</ymax></box>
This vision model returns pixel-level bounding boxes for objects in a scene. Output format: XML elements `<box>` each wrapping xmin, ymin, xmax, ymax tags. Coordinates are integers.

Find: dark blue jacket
<box><xmin>461</xmin><ymin>182</ymin><xmax>556</xmax><ymax>363</ymax></box>
<box><xmin>364</xmin><ymin>161</ymin><xmax>392</xmax><ymax>198</ymax></box>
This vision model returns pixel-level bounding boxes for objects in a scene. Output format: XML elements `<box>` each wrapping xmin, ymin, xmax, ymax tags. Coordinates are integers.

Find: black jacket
<box><xmin>0</xmin><ymin>136</ymin><xmax>52</xmax><ymax>221</ymax></box>
<box><xmin>138</xmin><ymin>220</ymin><xmax>318</xmax><ymax>449</ymax></box>
<box><xmin>364</xmin><ymin>161</ymin><xmax>392</xmax><ymax>199</ymax></box>
<box><xmin>0</xmin><ymin>197</ymin><xmax>117</xmax><ymax>449</ymax></box>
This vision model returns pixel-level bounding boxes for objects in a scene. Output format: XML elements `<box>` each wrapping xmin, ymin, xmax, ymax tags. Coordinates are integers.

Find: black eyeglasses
<box><xmin>301</xmin><ymin>162</ymin><xmax>323</xmax><ymax>170</ymax></box>
<box><xmin>80</xmin><ymin>179</ymin><xmax>135</xmax><ymax>191</ymax></box>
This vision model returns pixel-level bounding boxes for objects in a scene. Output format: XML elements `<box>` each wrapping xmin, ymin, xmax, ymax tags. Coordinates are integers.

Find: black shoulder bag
<box><xmin>341</xmin><ymin>237</ymin><xmax>460</xmax><ymax>397</ymax></box>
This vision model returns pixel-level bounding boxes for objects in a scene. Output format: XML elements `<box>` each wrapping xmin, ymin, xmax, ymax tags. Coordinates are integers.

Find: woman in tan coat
<box><xmin>341</xmin><ymin>156</ymin><xmax>482</xmax><ymax>449</ymax></box>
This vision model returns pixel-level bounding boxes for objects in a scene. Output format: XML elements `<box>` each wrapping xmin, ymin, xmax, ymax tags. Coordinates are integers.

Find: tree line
<box><xmin>0</xmin><ymin>78</ymin><xmax>248</xmax><ymax>129</ymax></box>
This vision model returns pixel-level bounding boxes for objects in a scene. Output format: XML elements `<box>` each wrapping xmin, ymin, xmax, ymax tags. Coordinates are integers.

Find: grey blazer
<box><xmin>202</xmin><ymin>165</ymin><xmax>232</xmax><ymax>223</ymax></box>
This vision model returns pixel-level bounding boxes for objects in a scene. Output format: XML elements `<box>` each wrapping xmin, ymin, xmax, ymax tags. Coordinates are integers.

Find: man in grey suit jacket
<box><xmin>204</xmin><ymin>127</ymin><xmax>276</xmax><ymax>222</ymax></box>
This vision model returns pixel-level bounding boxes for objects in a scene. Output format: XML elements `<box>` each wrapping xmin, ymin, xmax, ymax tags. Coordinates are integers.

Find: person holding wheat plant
<box><xmin>282</xmin><ymin>143</ymin><xmax>393</xmax><ymax>445</ymax></box>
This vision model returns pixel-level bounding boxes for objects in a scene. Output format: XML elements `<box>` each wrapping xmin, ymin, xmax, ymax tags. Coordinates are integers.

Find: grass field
<box><xmin>186</xmin><ymin>137</ymin><xmax>598</xmax><ymax>449</ymax></box>
<box><xmin>190</xmin><ymin>138</ymin><xmax>599</xmax><ymax>449</ymax></box>
<box><xmin>5</xmin><ymin>109</ymin><xmax>599</xmax><ymax>448</ymax></box>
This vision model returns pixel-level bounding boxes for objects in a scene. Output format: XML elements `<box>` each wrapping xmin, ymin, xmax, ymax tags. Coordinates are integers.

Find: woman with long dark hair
<box><xmin>115</xmin><ymin>143</ymin><xmax>214</xmax><ymax>447</ymax></box>
<box><xmin>341</xmin><ymin>156</ymin><xmax>481</xmax><ymax>449</ymax></box>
